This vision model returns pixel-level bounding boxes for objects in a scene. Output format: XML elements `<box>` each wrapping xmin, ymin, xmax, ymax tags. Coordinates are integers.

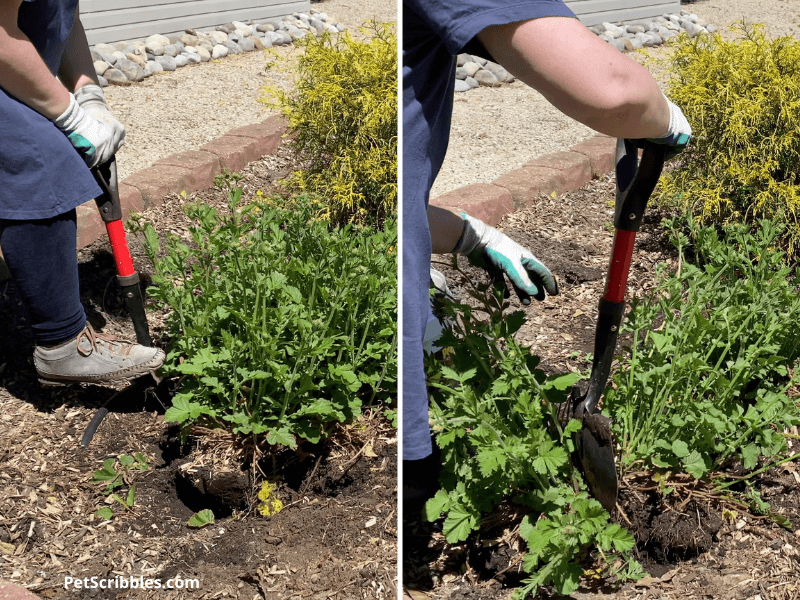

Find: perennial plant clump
<box><xmin>262</xmin><ymin>22</ymin><xmax>397</xmax><ymax>227</ymax></box>
<box><xmin>658</xmin><ymin>23</ymin><xmax>800</xmax><ymax>252</ymax></box>
<box><xmin>606</xmin><ymin>219</ymin><xmax>800</xmax><ymax>479</ymax></box>
<box><xmin>139</xmin><ymin>184</ymin><xmax>397</xmax><ymax>449</ymax></box>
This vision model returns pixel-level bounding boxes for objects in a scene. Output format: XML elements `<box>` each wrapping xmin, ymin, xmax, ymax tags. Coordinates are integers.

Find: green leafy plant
<box><xmin>140</xmin><ymin>190</ymin><xmax>397</xmax><ymax>449</ymax></box>
<box><xmin>261</xmin><ymin>22</ymin><xmax>397</xmax><ymax>227</ymax></box>
<box><xmin>90</xmin><ymin>454</ymin><xmax>148</xmax><ymax>520</ymax></box>
<box><xmin>657</xmin><ymin>22</ymin><xmax>800</xmax><ymax>253</ymax></box>
<box><xmin>188</xmin><ymin>509</ymin><xmax>215</xmax><ymax>528</ymax></box>
<box><xmin>425</xmin><ymin>261</ymin><xmax>642</xmax><ymax>597</ymax></box>
<box><xmin>606</xmin><ymin>218</ymin><xmax>800</xmax><ymax>479</ymax></box>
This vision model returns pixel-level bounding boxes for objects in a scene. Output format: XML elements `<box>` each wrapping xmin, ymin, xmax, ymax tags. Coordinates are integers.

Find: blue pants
<box><xmin>0</xmin><ymin>210</ymin><xmax>87</xmax><ymax>346</ymax></box>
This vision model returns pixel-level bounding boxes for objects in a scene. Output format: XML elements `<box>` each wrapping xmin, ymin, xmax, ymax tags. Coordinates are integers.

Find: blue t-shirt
<box><xmin>0</xmin><ymin>0</ymin><xmax>101</xmax><ymax>220</ymax></box>
<box><xmin>402</xmin><ymin>0</ymin><xmax>576</xmax><ymax>460</ymax></box>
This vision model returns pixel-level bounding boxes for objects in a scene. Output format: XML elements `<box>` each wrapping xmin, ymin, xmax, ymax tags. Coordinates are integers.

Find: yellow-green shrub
<box><xmin>262</xmin><ymin>22</ymin><xmax>397</xmax><ymax>227</ymax></box>
<box><xmin>658</xmin><ymin>23</ymin><xmax>800</xmax><ymax>252</ymax></box>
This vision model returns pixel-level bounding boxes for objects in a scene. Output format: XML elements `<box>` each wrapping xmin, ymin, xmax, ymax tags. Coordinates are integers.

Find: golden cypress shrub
<box><xmin>262</xmin><ymin>22</ymin><xmax>397</xmax><ymax>227</ymax></box>
<box><xmin>658</xmin><ymin>23</ymin><xmax>800</xmax><ymax>252</ymax></box>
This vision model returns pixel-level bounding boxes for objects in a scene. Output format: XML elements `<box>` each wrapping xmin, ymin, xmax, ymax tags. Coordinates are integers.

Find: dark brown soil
<box><xmin>408</xmin><ymin>175</ymin><xmax>800</xmax><ymax>599</ymax></box>
<box><xmin>0</xmin><ymin>142</ymin><xmax>397</xmax><ymax>599</ymax></box>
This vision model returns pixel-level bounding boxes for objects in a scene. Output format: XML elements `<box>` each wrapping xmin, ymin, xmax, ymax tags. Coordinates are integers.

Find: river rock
<box><xmin>225</xmin><ymin>40</ymin><xmax>242</xmax><ymax>54</ymax></box>
<box><xmin>208</xmin><ymin>30</ymin><xmax>228</xmax><ymax>45</ymax></box>
<box><xmin>93</xmin><ymin>60</ymin><xmax>109</xmax><ymax>76</ymax></box>
<box><xmin>463</xmin><ymin>61</ymin><xmax>480</xmax><ymax>77</ymax></box>
<box><xmin>145</xmin><ymin>34</ymin><xmax>171</xmax><ymax>46</ymax></box>
<box><xmin>683</xmin><ymin>21</ymin><xmax>703</xmax><ymax>37</ymax></box>
<box><xmin>473</xmin><ymin>69</ymin><xmax>500</xmax><ymax>87</ymax></box>
<box><xmin>465</xmin><ymin>76</ymin><xmax>479</xmax><ymax>89</ymax></box>
<box><xmin>237</xmin><ymin>37</ymin><xmax>254</xmax><ymax>52</ymax></box>
<box><xmin>626</xmin><ymin>24</ymin><xmax>646</xmax><ymax>34</ymax></box>
<box><xmin>196</xmin><ymin>47</ymin><xmax>211</xmax><ymax>61</ymax></box>
<box><xmin>246</xmin><ymin>35</ymin><xmax>264</xmax><ymax>50</ymax></box>
<box><xmin>125</xmin><ymin>52</ymin><xmax>146</xmax><ymax>67</ymax></box>
<box><xmin>482</xmin><ymin>61</ymin><xmax>511</xmax><ymax>83</ymax></box>
<box><xmin>145</xmin><ymin>41</ymin><xmax>164</xmax><ymax>56</ymax></box>
<box><xmin>180</xmin><ymin>34</ymin><xmax>198</xmax><ymax>46</ymax></box>
<box><xmin>103</xmin><ymin>68</ymin><xmax>128</xmax><ymax>85</ymax></box>
<box><xmin>146</xmin><ymin>59</ymin><xmax>163</xmax><ymax>74</ymax></box>
<box><xmin>454</xmin><ymin>66</ymin><xmax>468</xmax><ymax>80</ymax></box>
<box><xmin>98</xmin><ymin>75</ymin><xmax>108</xmax><ymax>87</ymax></box>
<box><xmin>602</xmin><ymin>22</ymin><xmax>625</xmax><ymax>38</ymax></box>
<box><xmin>155</xmin><ymin>55</ymin><xmax>177</xmax><ymax>71</ymax></box>
<box><xmin>454</xmin><ymin>79</ymin><xmax>470</xmax><ymax>93</ymax></box>
<box><xmin>608</xmin><ymin>38</ymin><xmax>627</xmax><ymax>52</ymax></box>
<box><xmin>94</xmin><ymin>42</ymin><xmax>116</xmax><ymax>55</ymax></box>
<box><xmin>90</xmin><ymin>47</ymin><xmax>102</xmax><ymax>62</ymax></box>
<box><xmin>256</xmin><ymin>23</ymin><xmax>274</xmax><ymax>32</ymax></box>
<box><xmin>172</xmin><ymin>54</ymin><xmax>188</xmax><ymax>67</ymax></box>
<box><xmin>456</xmin><ymin>53</ymin><xmax>471</xmax><ymax>67</ymax></box>
<box><xmin>315</xmin><ymin>12</ymin><xmax>328</xmax><ymax>22</ymax></box>
<box><xmin>216</xmin><ymin>23</ymin><xmax>235</xmax><ymax>33</ymax></box>
<box><xmin>707</xmin><ymin>24</ymin><xmax>718</xmax><ymax>33</ymax></box>
<box><xmin>211</xmin><ymin>44</ymin><xmax>229</xmax><ymax>59</ymax></box>
<box><xmin>335</xmin><ymin>23</ymin><xmax>346</xmax><ymax>32</ymax></box>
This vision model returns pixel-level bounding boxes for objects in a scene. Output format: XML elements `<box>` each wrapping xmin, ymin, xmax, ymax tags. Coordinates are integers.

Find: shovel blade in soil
<box><xmin>578</xmin><ymin>412</ymin><xmax>618</xmax><ymax>513</ymax></box>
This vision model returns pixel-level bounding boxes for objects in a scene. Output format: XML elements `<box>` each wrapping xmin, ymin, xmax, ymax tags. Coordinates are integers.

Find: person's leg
<box><xmin>0</xmin><ymin>210</ymin><xmax>165</xmax><ymax>384</ymax></box>
<box><xmin>0</xmin><ymin>210</ymin><xmax>86</xmax><ymax>345</ymax></box>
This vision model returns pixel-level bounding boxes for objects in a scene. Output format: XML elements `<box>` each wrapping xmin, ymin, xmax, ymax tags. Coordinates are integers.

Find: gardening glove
<box><xmin>74</xmin><ymin>83</ymin><xmax>126</xmax><ymax>156</ymax></box>
<box><xmin>645</xmin><ymin>93</ymin><xmax>692</xmax><ymax>160</ymax></box>
<box><xmin>453</xmin><ymin>213</ymin><xmax>559</xmax><ymax>305</ymax></box>
<box><xmin>52</xmin><ymin>92</ymin><xmax>116</xmax><ymax>168</ymax></box>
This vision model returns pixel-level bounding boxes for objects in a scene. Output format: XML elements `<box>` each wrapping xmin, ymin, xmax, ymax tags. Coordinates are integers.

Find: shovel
<box><xmin>80</xmin><ymin>157</ymin><xmax>161</xmax><ymax>446</ymax></box>
<box><xmin>567</xmin><ymin>138</ymin><xmax>666</xmax><ymax>512</ymax></box>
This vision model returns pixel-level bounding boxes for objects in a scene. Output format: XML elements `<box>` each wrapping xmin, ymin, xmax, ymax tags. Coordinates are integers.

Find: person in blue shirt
<box><xmin>0</xmin><ymin>0</ymin><xmax>165</xmax><ymax>385</ymax></box>
<box><xmin>402</xmin><ymin>0</ymin><xmax>692</xmax><ymax>512</ymax></box>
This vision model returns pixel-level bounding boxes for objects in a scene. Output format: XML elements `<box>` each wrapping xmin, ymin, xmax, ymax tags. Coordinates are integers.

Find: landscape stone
<box><xmin>454</xmin><ymin>80</ymin><xmax>471</xmax><ymax>93</ymax></box>
<box><xmin>473</xmin><ymin>69</ymin><xmax>499</xmax><ymax>87</ymax></box>
<box><xmin>144</xmin><ymin>41</ymin><xmax>164</xmax><ymax>56</ymax></box>
<box><xmin>225</xmin><ymin>40</ymin><xmax>242</xmax><ymax>54</ymax></box>
<box><xmin>103</xmin><ymin>68</ymin><xmax>128</xmax><ymax>85</ymax></box>
<box><xmin>155</xmin><ymin>55</ymin><xmax>177</xmax><ymax>71</ymax></box>
<box><xmin>315</xmin><ymin>12</ymin><xmax>328</xmax><ymax>22</ymax></box>
<box><xmin>310</xmin><ymin>18</ymin><xmax>324</xmax><ymax>34</ymax></box>
<box><xmin>246</xmin><ymin>36</ymin><xmax>264</xmax><ymax>51</ymax></box>
<box><xmin>173</xmin><ymin>54</ymin><xmax>189</xmax><ymax>67</ymax></box>
<box><xmin>216</xmin><ymin>23</ymin><xmax>235</xmax><ymax>34</ymax></box>
<box><xmin>163</xmin><ymin>44</ymin><xmax>180</xmax><ymax>57</ymax></box>
<box><xmin>180</xmin><ymin>34</ymin><xmax>198</xmax><ymax>46</ymax></box>
<box><xmin>93</xmin><ymin>60</ymin><xmax>109</xmax><ymax>76</ymax></box>
<box><xmin>455</xmin><ymin>66</ymin><xmax>468</xmax><ymax>80</ymax></box>
<box><xmin>335</xmin><ymin>23</ymin><xmax>345</xmax><ymax>31</ymax></box>
<box><xmin>98</xmin><ymin>50</ymin><xmax>117</xmax><ymax>65</ymax></box>
<box><xmin>465</xmin><ymin>76</ymin><xmax>479</xmax><ymax>89</ymax></box>
<box><xmin>239</xmin><ymin>37</ymin><xmax>255</xmax><ymax>52</ymax></box>
<box><xmin>626</xmin><ymin>24</ymin><xmax>646</xmax><ymax>33</ymax></box>
<box><xmin>608</xmin><ymin>38</ymin><xmax>627</xmax><ymax>52</ymax></box>
<box><xmin>197</xmin><ymin>47</ymin><xmax>211</xmax><ymax>62</ymax></box>
<box><xmin>211</xmin><ymin>44</ymin><xmax>229</xmax><ymax>59</ymax></box>
<box><xmin>146</xmin><ymin>59</ymin><xmax>163</xmax><ymax>74</ymax></box>
<box><xmin>256</xmin><ymin>23</ymin><xmax>274</xmax><ymax>32</ymax></box>
<box><xmin>98</xmin><ymin>75</ymin><xmax>108</xmax><ymax>87</ymax></box>
<box><xmin>482</xmin><ymin>61</ymin><xmax>511</xmax><ymax>83</ymax></box>
<box><xmin>456</xmin><ymin>53</ymin><xmax>471</xmax><ymax>67</ymax></box>
<box><xmin>472</xmin><ymin>55</ymin><xmax>487</xmax><ymax>67</ymax></box>
<box><xmin>94</xmin><ymin>43</ymin><xmax>116</xmax><ymax>55</ymax></box>
<box><xmin>125</xmin><ymin>52</ymin><xmax>146</xmax><ymax>68</ymax></box>
<box><xmin>463</xmin><ymin>62</ymin><xmax>480</xmax><ymax>77</ymax></box>
<box><xmin>208</xmin><ymin>31</ymin><xmax>228</xmax><ymax>45</ymax></box>
<box><xmin>145</xmin><ymin>34</ymin><xmax>171</xmax><ymax>46</ymax></box>
<box><xmin>90</xmin><ymin>48</ymin><xmax>102</xmax><ymax>62</ymax></box>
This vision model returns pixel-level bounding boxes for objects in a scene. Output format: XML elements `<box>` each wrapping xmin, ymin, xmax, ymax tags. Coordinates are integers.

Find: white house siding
<box><xmin>565</xmin><ymin>0</ymin><xmax>681</xmax><ymax>26</ymax></box>
<box><xmin>80</xmin><ymin>0</ymin><xmax>312</xmax><ymax>45</ymax></box>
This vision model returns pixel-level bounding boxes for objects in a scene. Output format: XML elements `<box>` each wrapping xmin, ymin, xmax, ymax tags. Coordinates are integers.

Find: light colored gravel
<box><xmin>431</xmin><ymin>0</ymin><xmax>799</xmax><ymax>198</ymax></box>
<box><xmin>105</xmin><ymin>0</ymin><xmax>397</xmax><ymax>181</ymax></box>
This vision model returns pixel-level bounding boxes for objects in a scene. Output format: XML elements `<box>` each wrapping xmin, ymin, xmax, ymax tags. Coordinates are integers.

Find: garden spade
<box><xmin>568</xmin><ymin>139</ymin><xmax>666</xmax><ymax>513</ymax></box>
<box><xmin>81</xmin><ymin>157</ymin><xmax>161</xmax><ymax>446</ymax></box>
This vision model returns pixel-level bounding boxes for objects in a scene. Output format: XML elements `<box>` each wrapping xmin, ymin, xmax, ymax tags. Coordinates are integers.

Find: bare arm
<box><xmin>476</xmin><ymin>17</ymin><xmax>669</xmax><ymax>139</ymax></box>
<box><xmin>428</xmin><ymin>205</ymin><xmax>465</xmax><ymax>254</ymax></box>
<box><xmin>0</xmin><ymin>0</ymin><xmax>70</xmax><ymax>118</ymax></box>
<box><xmin>58</xmin><ymin>8</ymin><xmax>99</xmax><ymax>92</ymax></box>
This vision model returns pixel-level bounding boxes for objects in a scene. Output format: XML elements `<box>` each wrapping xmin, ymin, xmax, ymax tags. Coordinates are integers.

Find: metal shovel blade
<box><xmin>576</xmin><ymin>409</ymin><xmax>617</xmax><ymax>513</ymax></box>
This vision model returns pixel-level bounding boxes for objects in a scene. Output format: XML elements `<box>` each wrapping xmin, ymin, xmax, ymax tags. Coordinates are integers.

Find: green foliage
<box><xmin>188</xmin><ymin>509</ymin><xmax>215</xmax><ymax>528</ymax></box>
<box><xmin>262</xmin><ymin>22</ymin><xmax>397</xmax><ymax>227</ymax></box>
<box><xmin>425</xmin><ymin>264</ymin><xmax>642</xmax><ymax>597</ymax></box>
<box><xmin>606</xmin><ymin>219</ymin><xmax>800</xmax><ymax>478</ymax></box>
<box><xmin>141</xmin><ymin>189</ymin><xmax>397</xmax><ymax>448</ymax></box>
<box><xmin>90</xmin><ymin>454</ymin><xmax>148</xmax><ymax>520</ymax></box>
<box><xmin>658</xmin><ymin>23</ymin><xmax>800</xmax><ymax>252</ymax></box>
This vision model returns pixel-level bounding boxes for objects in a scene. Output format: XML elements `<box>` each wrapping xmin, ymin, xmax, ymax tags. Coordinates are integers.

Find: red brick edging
<box><xmin>75</xmin><ymin>115</ymin><xmax>288</xmax><ymax>249</ymax></box>
<box><xmin>430</xmin><ymin>134</ymin><xmax>616</xmax><ymax>226</ymax></box>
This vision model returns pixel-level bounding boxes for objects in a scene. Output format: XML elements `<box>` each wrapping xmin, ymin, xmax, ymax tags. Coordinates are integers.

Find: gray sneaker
<box><xmin>34</xmin><ymin>323</ymin><xmax>165</xmax><ymax>386</ymax></box>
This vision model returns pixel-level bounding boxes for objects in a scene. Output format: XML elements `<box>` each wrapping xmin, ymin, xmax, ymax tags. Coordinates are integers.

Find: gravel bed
<box><xmin>105</xmin><ymin>0</ymin><xmax>396</xmax><ymax>181</ymax></box>
<box><xmin>431</xmin><ymin>0</ymin><xmax>799</xmax><ymax>197</ymax></box>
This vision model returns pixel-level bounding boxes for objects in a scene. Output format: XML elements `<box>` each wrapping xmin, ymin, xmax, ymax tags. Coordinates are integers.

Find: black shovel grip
<box><xmin>578</xmin><ymin>298</ymin><xmax>626</xmax><ymax>416</ymax></box>
<box><xmin>614</xmin><ymin>139</ymin><xmax>667</xmax><ymax>232</ymax></box>
<box><xmin>92</xmin><ymin>157</ymin><xmax>122</xmax><ymax>223</ymax></box>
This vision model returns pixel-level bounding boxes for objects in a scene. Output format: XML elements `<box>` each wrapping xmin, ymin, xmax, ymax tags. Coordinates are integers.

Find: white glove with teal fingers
<box><xmin>647</xmin><ymin>94</ymin><xmax>692</xmax><ymax>160</ymax></box>
<box><xmin>453</xmin><ymin>213</ymin><xmax>559</xmax><ymax>305</ymax></box>
<box><xmin>53</xmin><ymin>92</ymin><xmax>116</xmax><ymax>168</ymax></box>
<box><xmin>74</xmin><ymin>83</ymin><xmax>126</xmax><ymax>157</ymax></box>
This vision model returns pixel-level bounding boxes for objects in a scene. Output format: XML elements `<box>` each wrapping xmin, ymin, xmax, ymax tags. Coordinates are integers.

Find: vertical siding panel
<box><xmin>81</xmin><ymin>0</ymin><xmax>312</xmax><ymax>44</ymax></box>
